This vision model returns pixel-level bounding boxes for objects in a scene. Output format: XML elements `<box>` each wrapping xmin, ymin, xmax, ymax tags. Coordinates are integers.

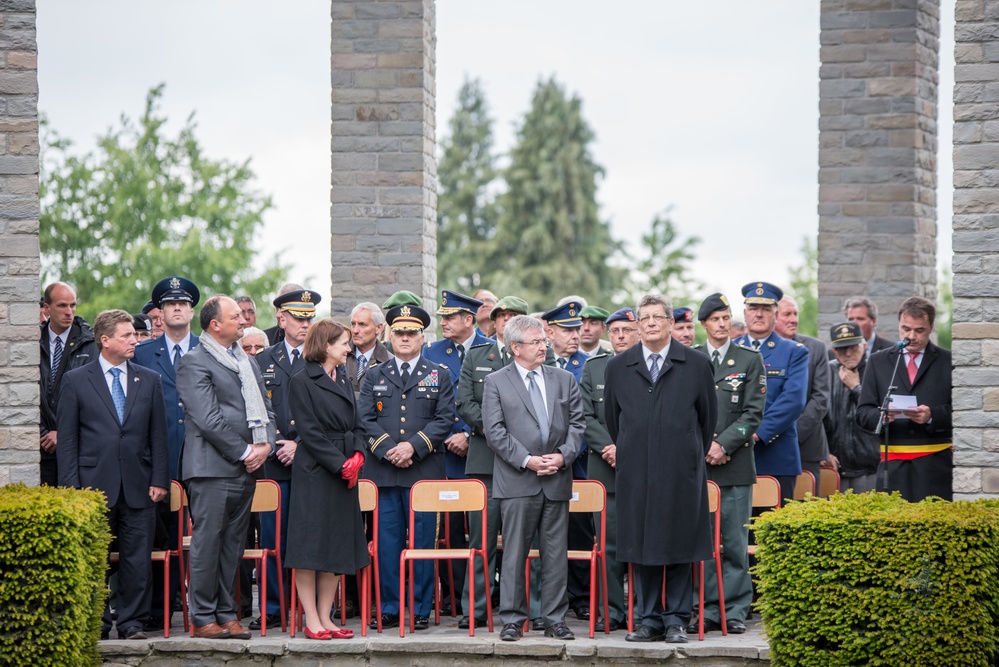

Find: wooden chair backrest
<box><xmin>707</xmin><ymin>480</ymin><xmax>720</xmax><ymax>514</ymax></box>
<box><xmin>752</xmin><ymin>475</ymin><xmax>782</xmax><ymax>509</ymax></box>
<box><xmin>168</xmin><ymin>479</ymin><xmax>183</xmax><ymax>513</ymax></box>
<box><xmin>410</xmin><ymin>479</ymin><xmax>485</xmax><ymax>513</ymax></box>
<box><xmin>818</xmin><ymin>467</ymin><xmax>840</xmax><ymax>498</ymax></box>
<box><xmin>570</xmin><ymin>480</ymin><xmax>606</xmax><ymax>513</ymax></box>
<box><xmin>358</xmin><ymin>479</ymin><xmax>377</xmax><ymax>513</ymax></box>
<box><xmin>251</xmin><ymin>479</ymin><xmax>281</xmax><ymax>513</ymax></box>
<box><xmin>793</xmin><ymin>470</ymin><xmax>816</xmax><ymax>501</ymax></box>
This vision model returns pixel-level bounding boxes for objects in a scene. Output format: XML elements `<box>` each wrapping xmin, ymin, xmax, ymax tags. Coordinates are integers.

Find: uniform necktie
<box><xmin>292</xmin><ymin>349</ymin><xmax>301</xmax><ymax>366</ymax></box>
<box><xmin>752</xmin><ymin>340</ymin><xmax>761</xmax><ymax>351</ymax></box>
<box><xmin>558</xmin><ymin>358</ymin><xmax>567</xmax><ymax>370</ymax></box>
<box><xmin>400</xmin><ymin>361</ymin><xmax>411</xmax><ymax>385</ymax></box>
<box><xmin>527</xmin><ymin>370</ymin><xmax>549</xmax><ymax>445</ymax></box>
<box><xmin>173</xmin><ymin>344</ymin><xmax>182</xmax><ymax>367</ymax></box>
<box><xmin>356</xmin><ymin>353</ymin><xmax>367</xmax><ymax>380</ymax></box>
<box><xmin>500</xmin><ymin>347</ymin><xmax>510</xmax><ymax>365</ymax></box>
<box><xmin>50</xmin><ymin>335</ymin><xmax>63</xmax><ymax>384</ymax></box>
<box><xmin>712</xmin><ymin>350</ymin><xmax>720</xmax><ymax>368</ymax></box>
<box><xmin>457</xmin><ymin>345</ymin><xmax>465</xmax><ymax>364</ymax></box>
<box><xmin>110</xmin><ymin>368</ymin><xmax>125</xmax><ymax>424</ymax></box>
<box><xmin>649</xmin><ymin>353</ymin><xmax>661</xmax><ymax>383</ymax></box>
<box><xmin>907</xmin><ymin>352</ymin><xmax>918</xmax><ymax>384</ymax></box>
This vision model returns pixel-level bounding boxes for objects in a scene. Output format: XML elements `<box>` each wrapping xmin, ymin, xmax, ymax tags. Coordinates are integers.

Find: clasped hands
<box><xmin>526</xmin><ymin>453</ymin><xmax>565</xmax><ymax>477</ymax></box>
<box><xmin>340</xmin><ymin>451</ymin><xmax>364</xmax><ymax>489</ymax></box>
<box><xmin>244</xmin><ymin>442</ymin><xmax>271</xmax><ymax>473</ymax></box>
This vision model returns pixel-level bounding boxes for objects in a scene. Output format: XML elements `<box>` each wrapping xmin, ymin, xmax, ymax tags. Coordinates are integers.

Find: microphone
<box><xmin>894</xmin><ymin>337</ymin><xmax>911</xmax><ymax>349</ymax></box>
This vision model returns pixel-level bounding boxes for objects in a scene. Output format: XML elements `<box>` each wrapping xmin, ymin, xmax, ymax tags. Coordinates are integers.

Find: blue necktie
<box><xmin>110</xmin><ymin>368</ymin><xmax>125</xmax><ymax>424</ymax></box>
<box><xmin>50</xmin><ymin>335</ymin><xmax>63</xmax><ymax>384</ymax></box>
<box><xmin>172</xmin><ymin>344</ymin><xmax>182</xmax><ymax>367</ymax></box>
<box><xmin>527</xmin><ymin>370</ymin><xmax>550</xmax><ymax>445</ymax></box>
<box><xmin>649</xmin><ymin>353</ymin><xmax>661</xmax><ymax>383</ymax></box>
<box><xmin>356</xmin><ymin>353</ymin><xmax>367</xmax><ymax>381</ymax></box>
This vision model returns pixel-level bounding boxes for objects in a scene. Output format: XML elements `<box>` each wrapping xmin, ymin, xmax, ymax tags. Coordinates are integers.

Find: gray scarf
<box><xmin>198</xmin><ymin>332</ymin><xmax>270</xmax><ymax>444</ymax></box>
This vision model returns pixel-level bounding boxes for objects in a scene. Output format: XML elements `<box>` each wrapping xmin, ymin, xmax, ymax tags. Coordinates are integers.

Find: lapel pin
<box><xmin>727</xmin><ymin>359</ymin><xmax>735</xmax><ymax>366</ymax></box>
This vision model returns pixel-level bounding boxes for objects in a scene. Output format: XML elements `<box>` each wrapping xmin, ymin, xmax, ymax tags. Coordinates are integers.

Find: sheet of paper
<box><xmin>888</xmin><ymin>394</ymin><xmax>918</xmax><ymax>412</ymax></box>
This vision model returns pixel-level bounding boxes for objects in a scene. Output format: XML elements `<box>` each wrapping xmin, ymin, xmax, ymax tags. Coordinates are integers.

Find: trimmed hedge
<box><xmin>0</xmin><ymin>483</ymin><xmax>111</xmax><ymax>667</ymax></box>
<box><xmin>753</xmin><ymin>492</ymin><xmax>999</xmax><ymax>667</ymax></box>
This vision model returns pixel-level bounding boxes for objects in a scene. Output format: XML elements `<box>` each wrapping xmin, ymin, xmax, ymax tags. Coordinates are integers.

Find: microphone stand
<box><xmin>875</xmin><ymin>349</ymin><xmax>906</xmax><ymax>494</ymax></box>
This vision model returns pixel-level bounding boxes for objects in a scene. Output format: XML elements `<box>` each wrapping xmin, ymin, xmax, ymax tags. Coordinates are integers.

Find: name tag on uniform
<box><xmin>475</xmin><ymin>366</ymin><xmax>492</xmax><ymax>372</ymax></box>
<box><xmin>373</xmin><ymin>384</ymin><xmax>388</xmax><ymax>392</ymax></box>
<box><xmin>439</xmin><ymin>490</ymin><xmax>460</xmax><ymax>501</ymax></box>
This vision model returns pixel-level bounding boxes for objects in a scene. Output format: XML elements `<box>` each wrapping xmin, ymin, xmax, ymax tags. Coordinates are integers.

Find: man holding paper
<box><xmin>856</xmin><ymin>296</ymin><xmax>952</xmax><ymax>501</ymax></box>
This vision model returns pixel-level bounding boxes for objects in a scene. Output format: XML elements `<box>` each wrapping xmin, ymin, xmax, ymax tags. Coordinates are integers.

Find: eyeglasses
<box><xmin>638</xmin><ymin>314</ymin><xmax>670</xmax><ymax>325</ymax></box>
<box><xmin>241</xmin><ymin>343</ymin><xmax>266</xmax><ymax>354</ymax></box>
<box><xmin>608</xmin><ymin>327</ymin><xmax>638</xmax><ymax>336</ymax></box>
<box><xmin>516</xmin><ymin>339</ymin><xmax>551</xmax><ymax>348</ymax></box>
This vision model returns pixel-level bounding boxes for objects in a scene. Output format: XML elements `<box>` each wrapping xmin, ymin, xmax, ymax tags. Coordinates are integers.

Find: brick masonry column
<box><xmin>328</xmin><ymin>0</ymin><xmax>437</xmax><ymax>319</ymax></box>
<box><xmin>817</xmin><ymin>0</ymin><xmax>939</xmax><ymax>339</ymax></box>
<box><xmin>951</xmin><ymin>0</ymin><xmax>999</xmax><ymax>498</ymax></box>
<box><xmin>0</xmin><ymin>0</ymin><xmax>40</xmax><ymax>486</ymax></box>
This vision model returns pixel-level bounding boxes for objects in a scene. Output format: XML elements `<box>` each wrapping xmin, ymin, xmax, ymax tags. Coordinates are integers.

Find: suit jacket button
<box><xmin>402</xmin><ymin>394</ymin><xmax>407</xmax><ymax>399</ymax></box>
<box><xmin>401</xmin><ymin>417</ymin><xmax>406</xmax><ymax>423</ymax></box>
<box><xmin>400</xmin><ymin>429</ymin><xmax>406</xmax><ymax>435</ymax></box>
<box><xmin>290</xmin><ymin>420</ymin><xmax>295</xmax><ymax>426</ymax></box>
<box><xmin>401</xmin><ymin>406</ymin><xmax>406</xmax><ymax>411</ymax></box>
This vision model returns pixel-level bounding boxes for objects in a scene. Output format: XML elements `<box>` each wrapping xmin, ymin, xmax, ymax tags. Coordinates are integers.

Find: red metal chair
<box><xmin>692</xmin><ymin>480</ymin><xmax>726</xmax><ymax>640</ymax></box>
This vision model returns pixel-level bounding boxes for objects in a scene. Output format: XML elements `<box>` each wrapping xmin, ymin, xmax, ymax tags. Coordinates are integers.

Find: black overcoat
<box><xmin>603</xmin><ymin>342</ymin><xmax>717</xmax><ymax>566</ymax></box>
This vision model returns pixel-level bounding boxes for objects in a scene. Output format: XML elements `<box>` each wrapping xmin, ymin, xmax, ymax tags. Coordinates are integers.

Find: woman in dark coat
<box><xmin>286</xmin><ymin>319</ymin><xmax>369</xmax><ymax>639</ymax></box>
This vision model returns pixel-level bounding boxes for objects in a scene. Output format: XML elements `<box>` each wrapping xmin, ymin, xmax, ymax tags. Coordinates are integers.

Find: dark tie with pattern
<box><xmin>649</xmin><ymin>353</ymin><xmax>661</xmax><ymax>383</ymax></box>
<box><xmin>527</xmin><ymin>370</ymin><xmax>549</xmax><ymax>445</ymax></box>
<box><xmin>292</xmin><ymin>349</ymin><xmax>301</xmax><ymax>366</ymax></box>
<box><xmin>457</xmin><ymin>345</ymin><xmax>465</xmax><ymax>364</ymax></box>
<box><xmin>110</xmin><ymin>368</ymin><xmax>125</xmax><ymax>424</ymax></box>
<box><xmin>401</xmin><ymin>361</ymin><xmax>411</xmax><ymax>385</ymax></box>
<box><xmin>50</xmin><ymin>336</ymin><xmax>63</xmax><ymax>384</ymax></box>
<box><xmin>356</xmin><ymin>353</ymin><xmax>367</xmax><ymax>381</ymax></box>
<box><xmin>173</xmin><ymin>344</ymin><xmax>183</xmax><ymax>367</ymax></box>
<box><xmin>558</xmin><ymin>358</ymin><xmax>567</xmax><ymax>370</ymax></box>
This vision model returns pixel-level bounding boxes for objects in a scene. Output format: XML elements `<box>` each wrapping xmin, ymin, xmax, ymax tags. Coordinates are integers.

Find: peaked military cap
<box><xmin>673</xmin><ymin>307</ymin><xmax>694</xmax><ymax>323</ymax></box>
<box><xmin>490</xmin><ymin>295</ymin><xmax>529</xmax><ymax>319</ymax></box>
<box><xmin>830</xmin><ymin>321</ymin><xmax>864</xmax><ymax>349</ymax></box>
<box><xmin>579</xmin><ymin>306</ymin><xmax>610</xmax><ymax>321</ymax></box>
<box><xmin>697</xmin><ymin>292</ymin><xmax>731</xmax><ymax>321</ymax></box>
<box><xmin>606</xmin><ymin>308</ymin><xmax>637</xmax><ymax>325</ymax></box>
<box><xmin>436</xmin><ymin>290</ymin><xmax>482</xmax><ymax>317</ymax></box>
<box><xmin>273</xmin><ymin>289</ymin><xmax>320</xmax><ymax>319</ymax></box>
<box><xmin>542</xmin><ymin>301</ymin><xmax>583</xmax><ymax>328</ymax></box>
<box><xmin>387</xmin><ymin>304</ymin><xmax>431</xmax><ymax>332</ymax></box>
<box><xmin>152</xmin><ymin>276</ymin><xmax>200</xmax><ymax>308</ymax></box>
<box><xmin>382</xmin><ymin>290</ymin><xmax>423</xmax><ymax>310</ymax></box>
<box><xmin>741</xmin><ymin>281</ymin><xmax>783</xmax><ymax>306</ymax></box>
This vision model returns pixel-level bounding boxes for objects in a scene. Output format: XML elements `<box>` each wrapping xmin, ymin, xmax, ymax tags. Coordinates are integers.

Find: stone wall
<box><xmin>328</xmin><ymin>0</ymin><xmax>438</xmax><ymax>319</ymax></box>
<box><xmin>951</xmin><ymin>0</ymin><xmax>999</xmax><ymax>498</ymax></box>
<box><xmin>817</xmin><ymin>0</ymin><xmax>939</xmax><ymax>339</ymax></box>
<box><xmin>0</xmin><ymin>0</ymin><xmax>39</xmax><ymax>486</ymax></box>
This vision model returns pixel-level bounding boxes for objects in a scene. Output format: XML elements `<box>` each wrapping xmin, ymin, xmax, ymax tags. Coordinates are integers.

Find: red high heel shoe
<box><xmin>329</xmin><ymin>628</ymin><xmax>354</xmax><ymax>639</ymax></box>
<box><xmin>304</xmin><ymin>626</ymin><xmax>333</xmax><ymax>640</ymax></box>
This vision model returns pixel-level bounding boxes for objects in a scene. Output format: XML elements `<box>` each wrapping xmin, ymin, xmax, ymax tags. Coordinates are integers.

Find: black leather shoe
<box><xmin>143</xmin><ymin>617</ymin><xmax>165</xmax><ymax>632</ymax></box>
<box><xmin>531</xmin><ymin>617</ymin><xmax>545</xmax><ymax>631</ymax></box>
<box><xmin>370</xmin><ymin>613</ymin><xmax>399</xmax><ymax>629</ymax></box>
<box><xmin>572</xmin><ymin>607</ymin><xmax>590</xmax><ymax>621</ymax></box>
<box><xmin>120</xmin><ymin>626</ymin><xmax>147</xmax><ymax>640</ymax></box>
<box><xmin>544</xmin><ymin>622</ymin><xmax>575</xmax><ymax>640</ymax></box>
<box><xmin>458</xmin><ymin>615</ymin><xmax>488</xmax><ymax>629</ymax></box>
<box><xmin>664</xmin><ymin>624</ymin><xmax>688</xmax><ymax>643</ymax></box>
<box><xmin>686</xmin><ymin>616</ymin><xmax>722</xmax><ymax>634</ymax></box>
<box><xmin>500</xmin><ymin>622</ymin><xmax>523</xmax><ymax>641</ymax></box>
<box><xmin>100</xmin><ymin>629</ymin><xmax>110</xmax><ymax>641</ymax></box>
<box><xmin>414</xmin><ymin>614</ymin><xmax>429</xmax><ymax>630</ymax></box>
<box><xmin>726</xmin><ymin>618</ymin><xmax>747</xmax><ymax>634</ymax></box>
<box><xmin>248</xmin><ymin>614</ymin><xmax>281</xmax><ymax>631</ymax></box>
<box><xmin>625</xmin><ymin>625</ymin><xmax>665</xmax><ymax>642</ymax></box>
<box><xmin>595</xmin><ymin>617</ymin><xmax>623</xmax><ymax>632</ymax></box>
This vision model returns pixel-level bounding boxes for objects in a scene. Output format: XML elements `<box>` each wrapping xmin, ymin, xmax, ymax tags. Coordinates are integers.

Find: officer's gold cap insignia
<box><xmin>301</xmin><ymin>291</ymin><xmax>312</xmax><ymax>303</ymax></box>
<box><xmin>170</xmin><ymin>277</ymin><xmax>181</xmax><ymax>289</ymax></box>
<box><xmin>720</xmin><ymin>295</ymin><xmax>729</xmax><ymax>306</ymax></box>
<box><xmin>401</xmin><ymin>306</ymin><xmax>411</xmax><ymax>317</ymax></box>
<box><xmin>756</xmin><ymin>287</ymin><xmax>764</xmax><ymax>296</ymax></box>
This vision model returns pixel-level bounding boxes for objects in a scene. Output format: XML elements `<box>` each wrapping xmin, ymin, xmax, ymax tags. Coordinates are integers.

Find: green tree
<box><xmin>41</xmin><ymin>85</ymin><xmax>286</xmax><ymax>328</ymax></box>
<box><xmin>936</xmin><ymin>265</ymin><xmax>952</xmax><ymax>349</ymax></box>
<box><xmin>787</xmin><ymin>236</ymin><xmax>818</xmax><ymax>337</ymax></box>
<box><xmin>487</xmin><ymin>77</ymin><xmax>625</xmax><ymax>309</ymax></box>
<box><xmin>625</xmin><ymin>208</ymin><xmax>703</xmax><ymax>309</ymax></box>
<box><xmin>436</xmin><ymin>77</ymin><xmax>497</xmax><ymax>292</ymax></box>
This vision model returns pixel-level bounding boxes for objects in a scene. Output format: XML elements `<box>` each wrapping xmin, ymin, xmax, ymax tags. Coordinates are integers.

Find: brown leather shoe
<box><xmin>219</xmin><ymin>620</ymin><xmax>251</xmax><ymax>639</ymax></box>
<box><xmin>193</xmin><ymin>622</ymin><xmax>231</xmax><ymax>639</ymax></box>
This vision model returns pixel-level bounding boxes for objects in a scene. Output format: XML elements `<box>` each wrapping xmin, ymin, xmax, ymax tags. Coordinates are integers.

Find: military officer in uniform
<box><xmin>580</xmin><ymin>307</ymin><xmax>641</xmax><ymax>631</ymax></box>
<box><xmin>733</xmin><ymin>282</ymin><xmax>809</xmax><ymax>503</ymax></box>
<box><xmin>578</xmin><ymin>306</ymin><xmax>611</xmax><ymax>356</ymax></box>
<box><xmin>671</xmin><ymin>307</ymin><xmax>696</xmax><ymax>346</ymax></box>
<box><xmin>358</xmin><ymin>305</ymin><xmax>455</xmax><ymax>630</ymax></box>
<box><xmin>250</xmin><ymin>289</ymin><xmax>318</xmax><ymax>630</ymax></box>
<box><xmin>689</xmin><ymin>293</ymin><xmax>766</xmax><ymax>635</ymax></box>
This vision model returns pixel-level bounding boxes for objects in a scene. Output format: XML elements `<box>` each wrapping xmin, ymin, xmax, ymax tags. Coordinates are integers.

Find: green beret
<box><xmin>578</xmin><ymin>306</ymin><xmax>610</xmax><ymax>321</ymax></box>
<box><xmin>490</xmin><ymin>295</ymin><xmax>529</xmax><ymax>318</ymax></box>
<box><xmin>382</xmin><ymin>290</ymin><xmax>423</xmax><ymax>310</ymax></box>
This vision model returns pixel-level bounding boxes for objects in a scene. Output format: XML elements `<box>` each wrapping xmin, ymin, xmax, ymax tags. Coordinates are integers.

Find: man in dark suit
<box><xmin>251</xmin><ymin>288</ymin><xmax>319</xmax><ymax>630</ymax></box>
<box><xmin>483</xmin><ymin>314</ymin><xmax>585</xmax><ymax>642</ymax></box>
<box><xmin>604</xmin><ymin>294</ymin><xmax>717</xmax><ymax>644</ymax></box>
<box><xmin>580</xmin><ymin>307</ymin><xmax>641</xmax><ymax>632</ymax></box>
<box><xmin>39</xmin><ymin>281</ymin><xmax>97</xmax><ymax>486</ymax></box>
<box><xmin>734</xmin><ymin>282</ymin><xmax>809</xmax><ymax>504</ymax></box>
<box><xmin>776</xmin><ymin>296</ymin><xmax>832</xmax><ymax>483</ymax></box>
<box><xmin>358</xmin><ymin>304</ymin><xmax>455</xmax><ymax>630</ymax></box>
<box><xmin>133</xmin><ymin>275</ymin><xmax>200</xmax><ymax>628</ymax></box>
<box><xmin>177</xmin><ymin>295</ymin><xmax>276</xmax><ymax>639</ymax></box>
<box><xmin>690</xmin><ymin>294</ymin><xmax>766</xmax><ymax>635</ymax></box>
<box><xmin>346</xmin><ymin>302</ymin><xmax>391</xmax><ymax>399</ymax></box>
<box><xmin>58</xmin><ymin>309</ymin><xmax>169</xmax><ymax>640</ymax></box>
<box><xmin>857</xmin><ymin>296</ymin><xmax>952</xmax><ymax>501</ymax></box>
<box><xmin>845</xmin><ymin>296</ymin><xmax>894</xmax><ymax>360</ymax></box>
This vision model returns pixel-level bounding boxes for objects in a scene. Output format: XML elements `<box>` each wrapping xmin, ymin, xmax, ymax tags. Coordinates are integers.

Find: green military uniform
<box><xmin>693</xmin><ymin>329</ymin><xmax>767</xmax><ymax>628</ymax></box>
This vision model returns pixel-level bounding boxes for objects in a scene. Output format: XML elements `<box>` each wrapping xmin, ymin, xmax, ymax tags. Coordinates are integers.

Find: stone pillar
<box><xmin>328</xmin><ymin>0</ymin><xmax>437</xmax><ymax>319</ymax></box>
<box><xmin>0</xmin><ymin>0</ymin><xmax>39</xmax><ymax>486</ymax></box>
<box><xmin>817</xmin><ymin>0</ymin><xmax>939</xmax><ymax>339</ymax></box>
<box><xmin>951</xmin><ymin>0</ymin><xmax>999</xmax><ymax>499</ymax></box>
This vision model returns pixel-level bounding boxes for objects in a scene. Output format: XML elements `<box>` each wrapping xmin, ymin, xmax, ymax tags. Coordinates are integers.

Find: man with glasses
<box><xmin>604</xmin><ymin>294</ymin><xmax>717</xmax><ymax>644</ymax></box>
<box><xmin>580</xmin><ymin>308</ymin><xmax>641</xmax><ymax>632</ymax></box>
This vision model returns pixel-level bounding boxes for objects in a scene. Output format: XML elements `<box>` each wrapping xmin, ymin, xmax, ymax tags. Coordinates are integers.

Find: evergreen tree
<box><xmin>436</xmin><ymin>77</ymin><xmax>497</xmax><ymax>292</ymax></box>
<box><xmin>489</xmin><ymin>77</ymin><xmax>624</xmax><ymax>309</ymax></box>
<box><xmin>787</xmin><ymin>236</ymin><xmax>819</xmax><ymax>337</ymax></box>
<box><xmin>626</xmin><ymin>208</ymin><xmax>703</xmax><ymax>308</ymax></box>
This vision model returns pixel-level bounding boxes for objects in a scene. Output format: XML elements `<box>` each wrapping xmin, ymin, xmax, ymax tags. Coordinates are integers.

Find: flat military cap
<box><xmin>606</xmin><ymin>308</ymin><xmax>637</xmax><ymax>325</ymax></box>
<box><xmin>132</xmin><ymin>313</ymin><xmax>152</xmax><ymax>333</ymax></box>
<box><xmin>387</xmin><ymin>304</ymin><xmax>431</xmax><ymax>332</ymax></box>
<box><xmin>830</xmin><ymin>321</ymin><xmax>864</xmax><ymax>349</ymax></box>
<box><xmin>741</xmin><ymin>281</ymin><xmax>783</xmax><ymax>306</ymax></box>
<box><xmin>141</xmin><ymin>300</ymin><xmax>157</xmax><ymax>315</ymax></box>
<box><xmin>490</xmin><ymin>295</ymin><xmax>529</xmax><ymax>319</ymax></box>
<box><xmin>579</xmin><ymin>306</ymin><xmax>610</xmax><ymax>321</ymax></box>
<box><xmin>542</xmin><ymin>301</ymin><xmax>583</xmax><ymax>328</ymax></box>
<box><xmin>673</xmin><ymin>307</ymin><xmax>694</xmax><ymax>323</ymax></box>
<box><xmin>152</xmin><ymin>276</ymin><xmax>200</xmax><ymax>308</ymax></box>
<box><xmin>697</xmin><ymin>292</ymin><xmax>731</xmax><ymax>321</ymax></box>
<box><xmin>382</xmin><ymin>290</ymin><xmax>423</xmax><ymax>310</ymax></box>
<box><xmin>436</xmin><ymin>290</ymin><xmax>482</xmax><ymax>317</ymax></box>
<box><xmin>273</xmin><ymin>289</ymin><xmax>320</xmax><ymax>319</ymax></box>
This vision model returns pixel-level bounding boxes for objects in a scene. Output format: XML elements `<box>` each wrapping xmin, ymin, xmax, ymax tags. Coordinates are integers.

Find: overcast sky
<box><xmin>37</xmin><ymin>1</ymin><xmax>955</xmax><ymax>315</ymax></box>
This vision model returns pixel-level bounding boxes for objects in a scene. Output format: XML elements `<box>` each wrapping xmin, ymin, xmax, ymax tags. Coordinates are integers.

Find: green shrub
<box><xmin>0</xmin><ymin>483</ymin><xmax>112</xmax><ymax>667</ymax></box>
<box><xmin>753</xmin><ymin>492</ymin><xmax>999</xmax><ymax>667</ymax></box>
